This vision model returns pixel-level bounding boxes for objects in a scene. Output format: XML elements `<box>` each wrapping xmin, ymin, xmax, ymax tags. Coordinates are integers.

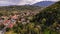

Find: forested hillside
<box><xmin>33</xmin><ymin>1</ymin><xmax>60</xmax><ymax>25</ymax></box>
<box><xmin>32</xmin><ymin>1</ymin><xmax>60</xmax><ymax>34</ymax></box>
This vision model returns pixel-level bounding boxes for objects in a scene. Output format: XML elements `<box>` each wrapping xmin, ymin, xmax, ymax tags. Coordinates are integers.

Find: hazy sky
<box><xmin>0</xmin><ymin>0</ymin><xmax>59</xmax><ymax>6</ymax></box>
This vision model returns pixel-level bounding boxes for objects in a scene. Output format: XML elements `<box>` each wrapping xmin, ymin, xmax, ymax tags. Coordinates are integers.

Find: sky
<box><xmin>0</xmin><ymin>0</ymin><xmax>59</xmax><ymax>6</ymax></box>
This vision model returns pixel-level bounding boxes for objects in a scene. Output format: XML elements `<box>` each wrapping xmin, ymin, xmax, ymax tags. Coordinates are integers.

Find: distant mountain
<box><xmin>33</xmin><ymin>1</ymin><xmax>56</xmax><ymax>7</ymax></box>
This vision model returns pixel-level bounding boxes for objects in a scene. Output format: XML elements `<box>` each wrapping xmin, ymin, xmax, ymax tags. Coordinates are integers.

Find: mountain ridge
<box><xmin>32</xmin><ymin>1</ymin><xmax>56</xmax><ymax>7</ymax></box>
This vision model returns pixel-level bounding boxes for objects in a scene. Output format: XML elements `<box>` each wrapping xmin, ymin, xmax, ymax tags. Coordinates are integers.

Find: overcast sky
<box><xmin>0</xmin><ymin>0</ymin><xmax>59</xmax><ymax>6</ymax></box>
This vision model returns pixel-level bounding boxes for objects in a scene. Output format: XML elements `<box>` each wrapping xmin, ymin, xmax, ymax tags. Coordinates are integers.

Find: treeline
<box><xmin>0</xmin><ymin>5</ymin><xmax>41</xmax><ymax>16</ymax></box>
<box><xmin>0</xmin><ymin>5</ymin><xmax>41</xmax><ymax>11</ymax></box>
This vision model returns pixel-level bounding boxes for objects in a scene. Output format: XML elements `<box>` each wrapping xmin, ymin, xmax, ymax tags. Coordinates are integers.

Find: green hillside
<box><xmin>33</xmin><ymin>1</ymin><xmax>60</xmax><ymax>25</ymax></box>
<box><xmin>32</xmin><ymin>1</ymin><xmax>60</xmax><ymax>34</ymax></box>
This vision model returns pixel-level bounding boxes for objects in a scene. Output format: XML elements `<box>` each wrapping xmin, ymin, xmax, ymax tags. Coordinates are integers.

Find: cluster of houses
<box><xmin>0</xmin><ymin>11</ymin><xmax>39</xmax><ymax>28</ymax></box>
